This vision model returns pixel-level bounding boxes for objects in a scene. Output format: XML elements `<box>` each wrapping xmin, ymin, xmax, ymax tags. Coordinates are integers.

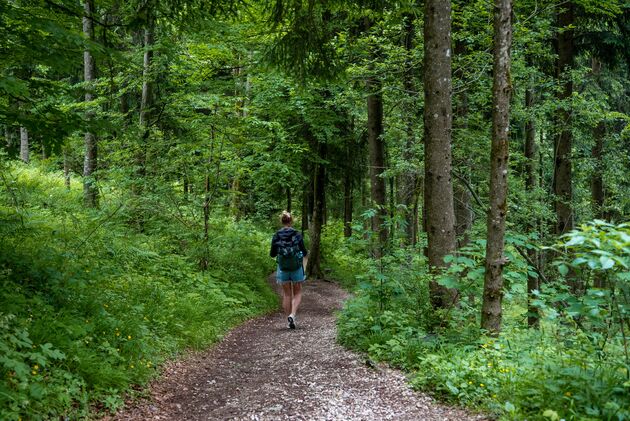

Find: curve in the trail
<box><xmin>110</xmin><ymin>277</ymin><xmax>488</xmax><ymax>421</ymax></box>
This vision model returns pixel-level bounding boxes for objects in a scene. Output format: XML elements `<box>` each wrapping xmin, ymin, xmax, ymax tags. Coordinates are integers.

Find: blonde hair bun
<box><xmin>281</xmin><ymin>211</ymin><xmax>293</xmax><ymax>225</ymax></box>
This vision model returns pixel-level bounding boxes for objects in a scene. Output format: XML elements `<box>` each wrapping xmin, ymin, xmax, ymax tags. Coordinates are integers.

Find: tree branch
<box><xmin>452</xmin><ymin>170</ymin><xmax>487</xmax><ymax>211</ymax></box>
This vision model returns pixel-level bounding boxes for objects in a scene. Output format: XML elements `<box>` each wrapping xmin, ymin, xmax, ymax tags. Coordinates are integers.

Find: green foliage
<box><xmin>0</xmin><ymin>163</ymin><xmax>277</xmax><ymax>420</ymax></box>
<box><xmin>333</xmin><ymin>223</ymin><xmax>630</xmax><ymax>420</ymax></box>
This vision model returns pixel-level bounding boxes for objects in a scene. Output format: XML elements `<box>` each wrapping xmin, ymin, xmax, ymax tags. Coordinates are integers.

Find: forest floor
<box><xmin>108</xmin><ymin>273</ymin><xmax>489</xmax><ymax>421</ymax></box>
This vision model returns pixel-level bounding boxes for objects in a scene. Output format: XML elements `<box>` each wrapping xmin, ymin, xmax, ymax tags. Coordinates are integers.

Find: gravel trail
<box><xmin>110</xmin><ymin>276</ymin><xmax>488</xmax><ymax>420</ymax></box>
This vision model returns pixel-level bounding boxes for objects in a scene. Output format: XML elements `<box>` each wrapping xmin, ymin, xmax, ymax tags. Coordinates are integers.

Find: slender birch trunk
<box><xmin>20</xmin><ymin>127</ymin><xmax>29</xmax><ymax>163</ymax></box>
<box><xmin>525</xmin><ymin>84</ymin><xmax>540</xmax><ymax>327</ymax></box>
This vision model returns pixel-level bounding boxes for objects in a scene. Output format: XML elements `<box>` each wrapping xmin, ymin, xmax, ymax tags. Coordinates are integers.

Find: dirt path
<box><xmin>111</xmin><ymin>276</ymin><xmax>487</xmax><ymax>420</ymax></box>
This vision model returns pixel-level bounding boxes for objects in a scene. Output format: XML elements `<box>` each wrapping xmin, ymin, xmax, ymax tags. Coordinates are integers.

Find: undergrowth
<box><xmin>0</xmin><ymin>163</ymin><xmax>277</xmax><ymax>420</ymax></box>
<box><xmin>325</xmin><ymin>222</ymin><xmax>630</xmax><ymax>421</ymax></box>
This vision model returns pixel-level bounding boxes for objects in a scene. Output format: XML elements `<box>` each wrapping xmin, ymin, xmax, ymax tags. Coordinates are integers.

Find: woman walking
<box><xmin>270</xmin><ymin>211</ymin><xmax>308</xmax><ymax>329</ymax></box>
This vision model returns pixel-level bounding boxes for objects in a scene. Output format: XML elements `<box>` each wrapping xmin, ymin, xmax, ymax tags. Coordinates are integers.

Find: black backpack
<box><xmin>276</xmin><ymin>233</ymin><xmax>302</xmax><ymax>271</ymax></box>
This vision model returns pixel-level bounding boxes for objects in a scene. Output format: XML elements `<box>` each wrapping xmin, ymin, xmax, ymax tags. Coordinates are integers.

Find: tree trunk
<box><xmin>454</xmin><ymin>38</ymin><xmax>473</xmax><ymax>249</ymax></box>
<box><xmin>132</xmin><ymin>17</ymin><xmax>154</xmax><ymax>229</ymax></box>
<box><xmin>591</xmin><ymin>57</ymin><xmax>606</xmax><ymax>288</ymax></box>
<box><xmin>201</xmin><ymin>172</ymin><xmax>210</xmax><ymax>270</ymax></box>
<box><xmin>525</xmin><ymin>84</ymin><xmax>540</xmax><ymax>327</ymax></box>
<box><xmin>553</xmin><ymin>1</ymin><xmax>574</xmax><ymax>235</ymax></box>
<box><xmin>306</xmin><ymin>141</ymin><xmax>326</xmax><ymax>279</ymax></box>
<box><xmin>412</xmin><ymin>187</ymin><xmax>420</xmax><ymax>245</ymax></box>
<box><xmin>553</xmin><ymin>1</ymin><xmax>580</xmax><ymax>294</ymax></box>
<box><xmin>301</xmin><ymin>187</ymin><xmax>309</xmax><ymax>234</ymax></box>
<box><xmin>19</xmin><ymin>127</ymin><xmax>29</xmax><ymax>163</ymax></box>
<box><xmin>139</xmin><ymin>23</ymin><xmax>154</xmax><ymax>129</ymax></box>
<box><xmin>286</xmin><ymin>187</ymin><xmax>292</xmax><ymax>213</ymax></box>
<box><xmin>367</xmin><ymin>75</ymin><xmax>388</xmax><ymax>258</ymax></box>
<box><xmin>120</xmin><ymin>90</ymin><xmax>130</xmax><ymax>128</ymax></box>
<box><xmin>83</xmin><ymin>0</ymin><xmax>98</xmax><ymax>207</ymax></box>
<box><xmin>591</xmin><ymin>57</ymin><xmax>606</xmax><ymax>221</ymax></box>
<box><xmin>229</xmin><ymin>176</ymin><xmax>241</xmax><ymax>219</ymax></box>
<box><xmin>454</xmin><ymin>181</ymin><xmax>472</xmax><ymax>247</ymax></box>
<box><xmin>63</xmin><ymin>147</ymin><xmax>71</xmax><ymax>189</ymax></box>
<box><xmin>343</xmin><ymin>138</ymin><xmax>353</xmax><ymax>238</ymax></box>
<box><xmin>481</xmin><ymin>0</ymin><xmax>513</xmax><ymax>335</ymax></box>
<box><xmin>5</xmin><ymin>126</ymin><xmax>16</xmax><ymax>154</ymax></box>
<box><xmin>424</xmin><ymin>0</ymin><xmax>458</xmax><ymax>308</ymax></box>
<box><xmin>389</xmin><ymin>176</ymin><xmax>395</xmax><ymax>246</ymax></box>
<box><xmin>525</xmin><ymin>89</ymin><xmax>537</xmax><ymax>191</ymax></box>
<box><xmin>399</xmin><ymin>12</ymin><xmax>420</xmax><ymax>245</ymax></box>
<box><xmin>307</xmin><ymin>161</ymin><xmax>314</xmax><ymax>228</ymax></box>
<box><xmin>591</xmin><ymin>121</ymin><xmax>605</xmax><ymax>218</ymax></box>
<box><xmin>137</xmin><ymin>18</ymin><xmax>154</xmax><ymax>182</ymax></box>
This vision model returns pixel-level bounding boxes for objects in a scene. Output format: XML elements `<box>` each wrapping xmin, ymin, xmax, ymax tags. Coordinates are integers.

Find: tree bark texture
<box><xmin>132</xmin><ymin>18</ymin><xmax>154</xmax><ymax>224</ymax></box>
<box><xmin>481</xmin><ymin>0</ymin><xmax>513</xmax><ymax>335</ymax></box>
<box><xmin>454</xmin><ymin>39</ymin><xmax>473</xmax><ymax>249</ymax></box>
<box><xmin>19</xmin><ymin>127</ymin><xmax>29</xmax><ymax>163</ymax></box>
<box><xmin>367</xmin><ymin>76</ymin><xmax>388</xmax><ymax>257</ymax></box>
<box><xmin>424</xmin><ymin>0</ymin><xmax>458</xmax><ymax>308</ymax></box>
<box><xmin>399</xmin><ymin>12</ymin><xmax>420</xmax><ymax>245</ymax></box>
<box><xmin>524</xmin><ymin>85</ymin><xmax>540</xmax><ymax>327</ymax></box>
<box><xmin>343</xmin><ymin>137</ymin><xmax>353</xmax><ymax>238</ymax></box>
<box><xmin>553</xmin><ymin>1</ymin><xmax>574</xmax><ymax>235</ymax></box>
<box><xmin>306</xmin><ymin>141</ymin><xmax>326</xmax><ymax>279</ymax></box>
<box><xmin>591</xmin><ymin>57</ymin><xmax>605</xmax><ymax>221</ymax></box>
<box><xmin>83</xmin><ymin>0</ymin><xmax>98</xmax><ymax>207</ymax></box>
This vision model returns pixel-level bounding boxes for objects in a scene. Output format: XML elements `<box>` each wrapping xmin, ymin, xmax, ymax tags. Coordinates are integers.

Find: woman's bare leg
<box><xmin>291</xmin><ymin>282</ymin><xmax>302</xmax><ymax>316</ymax></box>
<box><xmin>281</xmin><ymin>283</ymin><xmax>292</xmax><ymax>316</ymax></box>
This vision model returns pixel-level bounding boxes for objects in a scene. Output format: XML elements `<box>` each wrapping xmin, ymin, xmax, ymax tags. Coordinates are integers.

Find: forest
<box><xmin>1</xmin><ymin>0</ymin><xmax>629</xmax><ymax>419</ymax></box>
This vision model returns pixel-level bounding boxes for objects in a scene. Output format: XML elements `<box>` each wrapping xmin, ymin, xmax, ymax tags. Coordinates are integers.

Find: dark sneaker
<box><xmin>287</xmin><ymin>315</ymin><xmax>296</xmax><ymax>329</ymax></box>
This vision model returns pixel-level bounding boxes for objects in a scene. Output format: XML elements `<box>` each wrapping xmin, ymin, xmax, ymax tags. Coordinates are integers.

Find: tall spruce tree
<box><xmin>423</xmin><ymin>0</ymin><xmax>458</xmax><ymax>308</ymax></box>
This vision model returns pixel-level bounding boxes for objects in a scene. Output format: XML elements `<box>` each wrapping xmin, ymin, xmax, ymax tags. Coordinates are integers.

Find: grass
<box><xmin>0</xmin><ymin>162</ymin><xmax>278</xmax><ymax>420</ymax></box>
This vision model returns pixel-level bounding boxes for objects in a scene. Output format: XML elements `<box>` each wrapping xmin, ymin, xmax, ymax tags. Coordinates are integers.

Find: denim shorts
<box><xmin>276</xmin><ymin>265</ymin><xmax>306</xmax><ymax>283</ymax></box>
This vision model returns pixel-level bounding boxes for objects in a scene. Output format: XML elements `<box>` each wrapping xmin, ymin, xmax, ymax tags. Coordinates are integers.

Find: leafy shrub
<box><xmin>333</xmin><ymin>222</ymin><xmax>630</xmax><ymax>420</ymax></box>
<box><xmin>0</xmin><ymin>164</ymin><xmax>277</xmax><ymax>420</ymax></box>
